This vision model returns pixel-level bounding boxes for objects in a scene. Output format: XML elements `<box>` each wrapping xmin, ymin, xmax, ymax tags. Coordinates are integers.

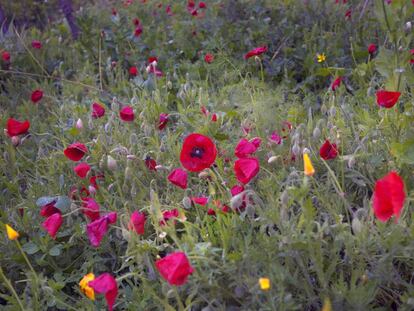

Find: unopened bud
<box><xmin>76</xmin><ymin>118</ymin><xmax>83</xmax><ymax>129</ymax></box>
<box><xmin>107</xmin><ymin>155</ymin><xmax>118</xmax><ymax>171</ymax></box>
<box><xmin>11</xmin><ymin>136</ymin><xmax>20</xmax><ymax>146</ymax></box>
<box><xmin>313</xmin><ymin>127</ymin><xmax>321</xmax><ymax>139</ymax></box>
<box><xmin>267</xmin><ymin>155</ymin><xmax>278</xmax><ymax>164</ymax></box>
<box><xmin>280</xmin><ymin>190</ymin><xmax>289</xmax><ymax>206</ymax></box>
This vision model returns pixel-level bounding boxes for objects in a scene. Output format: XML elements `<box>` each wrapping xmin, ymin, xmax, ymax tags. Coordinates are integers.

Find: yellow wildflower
<box><xmin>79</xmin><ymin>273</ymin><xmax>95</xmax><ymax>300</ymax></box>
<box><xmin>258</xmin><ymin>277</ymin><xmax>271</xmax><ymax>291</ymax></box>
<box><xmin>316</xmin><ymin>53</ymin><xmax>326</xmax><ymax>63</ymax></box>
<box><xmin>303</xmin><ymin>152</ymin><xmax>315</xmax><ymax>177</ymax></box>
<box><xmin>5</xmin><ymin>224</ymin><xmax>19</xmax><ymax>240</ymax></box>
<box><xmin>321</xmin><ymin>297</ymin><xmax>332</xmax><ymax>311</ymax></box>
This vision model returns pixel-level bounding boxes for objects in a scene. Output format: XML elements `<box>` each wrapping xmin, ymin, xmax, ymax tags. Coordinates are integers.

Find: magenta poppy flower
<box><xmin>160</xmin><ymin>209</ymin><xmax>179</xmax><ymax>226</ymax></box>
<box><xmin>31</xmin><ymin>89</ymin><xmax>43</xmax><ymax>104</ymax></box>
<box><xmin>168</xmin><ymin>168</ymin><xmax>188</xmax><ymax>189</ymax></box>
<box><xmin>133</xmin><ymin>17</ymin><xmax>140</xmax><ymax>26</ymax></box>
<box><xmin>1</xmin><ymin>51</ymin><xmax>10</xmax><ymax>62</ymax></box>
<box><xmin>235</xmin><ymin>138</ymin><xmax>259</xmax><ymax>158</ymax></box>
<box><xmin>88</xmin><ymin>273</ymin><xmax>118</xmax><ymax>311</ymax></box>
<box><xmin>199</xmin><ymin>1</ymin><xmax>206</xmax><ymax>8</ymax></box>
<box><xmin>6</xmin><ymin>118</ymin><xmax>30</xmax><ymax>137</ymax></box>
<box><xmin>120</xmin><ymin>106</ymin><xmax>135</xmax><ymax>122</ymax></box>
<box><xmin>92</xmin><ymin>102</ymin><xmax>105</xmax><ymax>118</ymax></box>
<box><xmin>345</xmin><ymin>9</ymin><xmax>351</xmax><ymax>20</ymax></box>
<box><xmin>64</xmin><ymin>142</ymin><xmax>88</xmax><ymax>161</ymax></box>
<box><xmin>376</xmin><ymin>90</ymin><xmax>401</xmax><ymax>108</ymax></box>
<box><xmin>129</xmin><ymin>66</ymin><xmax>138</xmax><ymax>76</ymax></box>
<box><xmin>244</xmin><ymin>46</ymin><xmax>268</xmax><ymax>60</ymax></box>
<box><xmin>81</xmin><ymin>198</ymin><xmax>100</xmax><ymax>221</ymax></box>
<box><xmin>231</xmin><ymin>185</ymin><xmax>244</xmax><ymax>196</ymax></box>
<box><xmin>234</xmin><ymin>157</ymin><xmax>260</xmax><ymax>184</ymax></box>
<box><xmin>42</xmin><ymin>213</ymin><xmax>63</xmax><ymax>239</ymax></box>
<box><xmin>155</xmin><ymin>252</ymin><xmax>194</xmax><ymax>286</ymax></box>
<box><xmin>373</xmin><ymin>171</ymin><xmax>405</xmax><ymax>222</ymax></box>
<box><xmin>147</xmin><ymin>64</ymin><xmax>163</xmax><ymax>77</ymax></box>
<box><xmin>166</xmin><ymin>5</ymin><xmax>173</xmax><ymax>15</ymax></box>
<box><xmin>86</xmin><ymin>212</ymin><xmax>117</xmax><ymax>247</ymax></box>
<box><xmin>204</xmin><ymin>53</ymin><xmax>214</xmax><ymax>64</ymax></box>
<box><xmin>269</xmin><ymin>131</ymin><xmax>282</xmax><ymax>144</ymax></box>
<box><xmin>211</xmin><ymin>113</ymin><xmax>217</xmax><ymax>122</ymax></box>
<box><xmin>158</xmin><ymin>113</ymin><xmax>169</xmax><ymax>130</ymax></box>
<box><xmin>191</xmin><ymin>196</ymin><xmax>208</xmax><ymax>206</ymax></box>
<box><xmin>74</xmin><ymin>162</ymin><xmax>91</xmax><ymax>179</ymax></box>
<box><xmin>331</xmin><ymin>77</ymin><xmax>342</xmax><ymax>91</ymax></box>
<box><xmin>31</xmin><ymin>40</ymin><xmax>42</xmax><ymax>49</ymax></box>
<box><xmin>129</xmin><ymin>211</ymin><xmax>146</xmax><ymax>235</ymax></box>
<box><xmin>368</xmin><ymin>44</ymin><xmax>377</xmax><ymax>55</ymax></box>
<box><xmin>180</xmin><ymin>133</ymin><xmax>217</xmax><ymax>172</ymax></box>
<box><xmin>40</xmin><ymin>201</ymin><xmax>60</xmax><ymax>218</ymax></box>
<box><xmin>319</xmin><ymin>140</ymin><xmax>338</xmax><ymax>160</ymax></box>
<box><xmin>145</xmin><ymin>157</ymin><xmax>157</xmax><ymax>171</ymax></box>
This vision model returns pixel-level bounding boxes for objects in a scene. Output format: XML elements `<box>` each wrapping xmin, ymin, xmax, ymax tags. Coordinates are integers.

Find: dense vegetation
<box><xmin>1</xmin><ymin>0</ymin><xmax>414</xmax><ymax>310</ymax></box>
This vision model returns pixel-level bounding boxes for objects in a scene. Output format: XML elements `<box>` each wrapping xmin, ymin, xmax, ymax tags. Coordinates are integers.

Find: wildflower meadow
<box><xmin>1</xmin><ymin>0</ymin><xmax>414</xmax><ymax>310</ymax></box>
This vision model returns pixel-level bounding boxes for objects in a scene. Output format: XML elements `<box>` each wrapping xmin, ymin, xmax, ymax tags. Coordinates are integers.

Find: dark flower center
<box><xmin>190</xmin><ymin>147</ymin><xmax>205</xmax><ymax>159</ymax></box>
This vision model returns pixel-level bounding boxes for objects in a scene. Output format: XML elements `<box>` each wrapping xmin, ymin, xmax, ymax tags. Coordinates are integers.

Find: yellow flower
<box><xmin>316</xmin><ymin>53</ymin><xmax>326</xmax><ymax>63</ymax></box>
<box><xmin>79</xmin><ymin>273</ymin><xmax>95</xmax><ymax>300</ymax></box>
<box><xmin>258</xmin><ymin>277</ymin><xmax>271</xmax><ymax>291</ymax></box>
<box><xmin>321</xmin><ymin>297</ymin><xmax>332</xmax><ymax>311</ymax></box>
<box><xmin>303</xmin><ymin>153</ymin><xmax>315</xmax><ymax>176</ymax></box>
<box><xmin>5</xmin><ymin>224</ymin><xmax>19</xmax><ymax>240</ymax></box>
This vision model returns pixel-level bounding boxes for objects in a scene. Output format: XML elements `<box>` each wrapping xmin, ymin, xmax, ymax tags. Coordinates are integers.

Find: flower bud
<box><xmin>280</xmin><ymin>190</ymin><xmax>289</xmax><ymax>206</ymax></box>
<box><xmin>76</xmin><ymin>118</ymin><xmax>83</xmax><ymax>129</ymax></box>
<box><xmin>405</xmin><ymin>21</ymin><xmax>412</xmax><ymax>31</ymax></box>
<box><xmin>107</xmin><ymin>155</ymin><xmax>118</xmax><ymax>171</ymax></box>
<box><xmin>11</xmin><ymin>136</ymin><xmax>20</xmax><ymax>146</ymax></box>
<box><xmin>182</xmin><ymin>196</ymin><xmax>192</xmax><ymax>209</ymax></box>
<box><xmin>292</xmin><ymin>143</ymin><xmax>300</xmax><ymax>156</ymax></box>
<box><xmin>267</xmin><ymin>155</ymin><xmax>278</xmax><ymax>164</ymax></box>
<box><xmin>312</xmin><ymin>127</ymin><xmax>321</xmax><ymax>139</ymax></box>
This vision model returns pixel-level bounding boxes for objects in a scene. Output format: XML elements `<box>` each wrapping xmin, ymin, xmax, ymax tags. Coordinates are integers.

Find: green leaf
<box><xmin>55</xmin><ymin>196</ymin><xmax>71</xmax><ymax>212</ymax></box>
<box><xmin>36</xmin><ymin>196</ymin><xmax>57</xmax><ymax>207</ymax></box>
<box><xmin>49</xmin><ymin>245</ymin><xmax>63</xmax><ymax>257</ymax></box>
<box><xmin>22</xmin><ymin>242</ymin><xmax>40</xmax><ymax>255</ymax></box>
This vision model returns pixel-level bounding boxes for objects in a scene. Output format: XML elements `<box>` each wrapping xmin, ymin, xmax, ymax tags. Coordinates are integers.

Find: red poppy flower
<box><xmin>368</xmin><ymin>44</ymin><xmax>377</xmax><ymax>55</ymax></box>
<box><xmin>155</xmin><ymin>252</ymin><xmax>194</xmax><ymax>286</ymax></box>
<box><xmin>89</xmin><ymin>174</ymin><xmax>104</xmax><ymax>190</ymax></box>
<box><xmin>204</xmin><ymin>53</ymin><xmax>214</xmax><ymax>64</ymax></box>
<box><xmin>319</xmin><ymin>140</ymin><xmax>338</xmax><ymax>160</ymax></box>
<box><xmin>92</xmin><ymin>102</ymin><xmax>105</xmax><ymax>118</ymax></box>
<box><xmin>191</xmin><ymin>196</ymin><xmax>208</xmax><ymax>206</ymax></box>
<box><xmin>207</xmin><ymin>208</ymin><xmax>216</xmax><ymax>216</ymax></box>
<box><xmin>81</xmin><ymin>198</ymin><xmax>100</xmax><ymax>221</ymax></box>
<box><xmin>373</xmin><ymin>171</ymin><xmax>405</xmax><ymax>222</ymax></box>
<box><xmin>74</xmin><ymin>162</ymin><xmax>91</xmax><ymax>178</ymax></box>
<box><xmin>147</xmin><ymin>64</ymin><xmax>163</xmax><ymax>77</ymax></box>
<box><xmin>6</xmin><ymin>118</ymin><xmax>30</xmax><ymax>137</ymax></box>
<box><xmin>129</xmin><ymin>66</ymin><xmax>138</xmax><ymax>76</ymax></box>
<box><xmin>160</xmin><ymin>209</ymin><xmax>179</xmax><ymax>226</ymax></box>
<box><xmin>134</xmin><ymin>26</ymin><xmax>143</xmax><ymax>37</ymax></box>
<box><xmin>119</xmin><ymin>106</ymin><xmax>135</xmax><ymax>121</ymax></box>
<box><xmin>234</xmin><ymin>157</ymin><xmax>260</xmax><ymax>184</ymax></box>
<box><xmin>86</xmin><ymin>212</ymin><xmax>117</xmax><ymax>247</ymax></box>
<box><xmin>211</xmin><ymin>113</ymin><xmax>217</xmax><ymax>122</ymax></box>
<box><xmin>145</xmin><ymin>157</ymin><xmax>157</xmax><ymax>171</ymax></box>
<box><xmin>88</xmin><ymin>273</ymin><xmax>118</xmax><ymax>311</ymax></box>
<box><xmin>345</xmin><ymin>9</ymin><xmax>351</xmax><ymax>20</ymax></box>
<box><xmin>148</xmin><ymin>56</ymin><xmax>158</xmax><ymax>64</ymax></box>
<box><xmin>180</xmin><ymin>133</ymin><xmax>217</xmax><ymax>172</ymax></box>
<box><xmin>199</xmin><ymin>1</ymin><xmax>206</xmax><ymax>8</ymax></box>
<box><xmin>129</xmin><ymin>211</ymin><xmax>146</xmax><ymax>235</ymax></box>
<box><xmin>64</xmin><ymin>142</ymin><xmax>88</xmax><ymax>161</ymax></box>
<box><xmin>376</xmin><ymin>90</ymin><xmax>401</xmax><ymax>108</ymax></box>
<box><xmin>158</xmin><ymin>113</ymin><xmax>169</xmax><ymax>130</ymax></box>
<box><xmin>31</xmin><ymin>89</ymin><xmax>43</xmax><ymax>104</ymax></box>
<box><xmin>331</xmin><ymin>77</ymin><xmax>342</xmax><ymax>91</ymax></box>
<box><xmin>42</xmin><ymin>213</ymin><xmax>63</xmax><ymax>239</ymax></box>
<box><xmin>133</xmin><ymin>17</ymin><xmax>140</xmax><ymax>26</ymax></box>
<box><xmin>2</xmin><ymin>51</ymin><xmax>10</xmax><ymax>62</ymax></box>
<box><xmin>244</xmin><ymin>46</ymin><xmax>268</xmax><ymax>60</ymax></box>
<box><xmin>168</xmin><ymin>168</ymin><xmax>188</xmax><ymax>189</ymax></box>
<box><xmin>31</xmin><ymin>40</ymin><xmax>42</xmax><ymax>49</ymax></box>
<box><xmin>166</xmin><ymin>5</ymin><xmax>173</xmax><ymax>15</ymax></box>
<box><xmin>201</xmin><ymin>106</ymin><xmax>209</xmax><ymax>116</ymax></box>
<box><xmin>235</xmin><ymin>138</ymin><xmax>259</xmax><ymax>158</ymax></box>
<box><xmin>410</xmin><ymin>49</ymin><xmax>414</xmax><ymax>64</ymax></box>
<box><xmin>40</xmin><ymin>201</ymin><xmax>60</xmax><ymax>218</ymax></box>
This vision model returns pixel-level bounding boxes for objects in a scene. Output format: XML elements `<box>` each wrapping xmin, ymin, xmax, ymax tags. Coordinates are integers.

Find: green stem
<box><xmin>15</xmin><ymin>240</ymin><xmax>38</xmax><ymax>279</ymax></box>
<box><xmin>0</xmin><ymin>267</ymin><xmax>26</xmax><ymax>311</ymax></box>
<box><xmin>173</xmin><ymin>287</ymin><xmax>185</xmax><ymax>311</ymax></box>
